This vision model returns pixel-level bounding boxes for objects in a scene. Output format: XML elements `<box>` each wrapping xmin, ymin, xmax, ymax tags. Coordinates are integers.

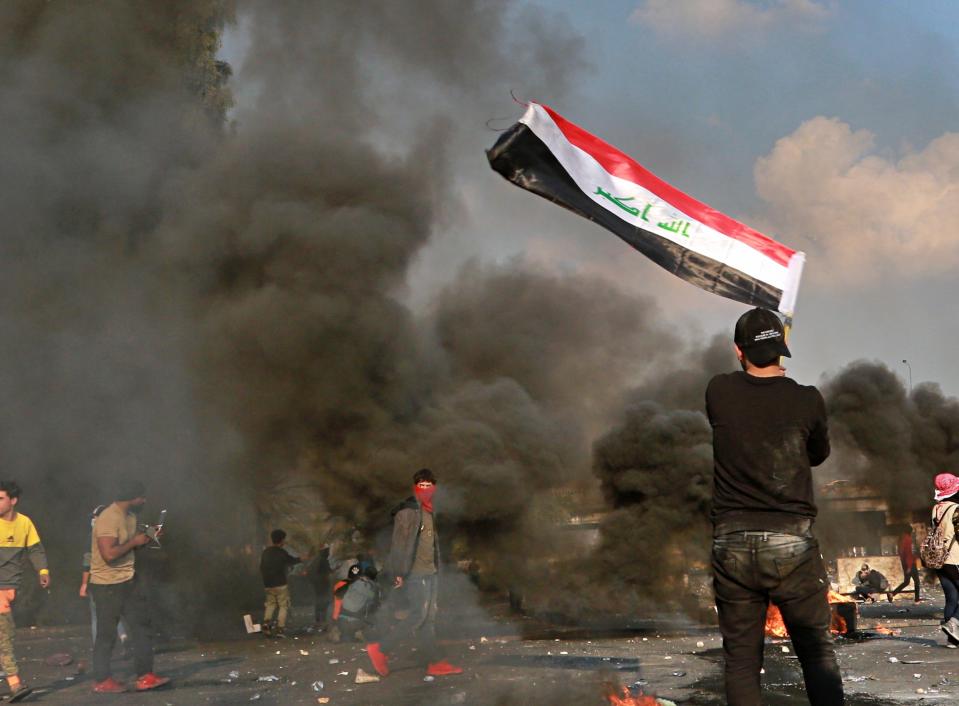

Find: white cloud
<box><xmin>631</xmin><ymin>0</ymin><xmax>831</xmax><ymax>40</ymax></box>
<box><xmin>754</xmin><ymin>116</ymin><xmax>959</xmax><ymax>284</ymax></box>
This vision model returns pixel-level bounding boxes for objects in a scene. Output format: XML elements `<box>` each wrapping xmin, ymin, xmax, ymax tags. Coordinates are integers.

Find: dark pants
<box><xmin>712</xmin><ymin>531</ymin><xmax>844</xmax><ymax>706</ymax></box>
<box><xmin>938</xmin><ymin>564</ymin><xmax>959</xmax><ymax>623</ymax></box>
<box><xmin>377</xmin><ymin>574</ymin><xmax>439</xmax><ymax>664</ymax></box>
<box><xmin>891</xmin><ymin>565</ymin><xmax>920</xmax><ymax>601</ymax></box>
<box><xmin>89</xmin><ymin>577</ymin><xmax>154</xmax><ymax>682</ymax></box>
<box><xmin>853</xmin><ymin>585</ymin><xmax>885</xmax><ymax>601</ymax></box>
<box><xmin>313</xmin><ymin>582</ymin><xmax>331</xmax><ymax>623</ymax></box>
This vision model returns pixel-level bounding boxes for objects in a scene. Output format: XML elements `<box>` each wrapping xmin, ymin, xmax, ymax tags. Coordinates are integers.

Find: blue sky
<box><xmin>437</xmin><ymin>0</ymin><xmax>959</xmax><ymax>394</ymax></box>
<box><xmin>224</xmin><ymin>1</ymin><xmax>959</xmax><ymax>395</ymax></box>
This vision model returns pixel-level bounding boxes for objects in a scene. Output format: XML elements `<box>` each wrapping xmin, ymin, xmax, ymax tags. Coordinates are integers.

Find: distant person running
<box><xmin>889</xmin><ymin>526</ymin><xmax>921</xmax><ymax>603</ymax></box>
<box><xmin>260</xmin><ymin>529</ymin><xmax>301</xmax><ymax>637</ymax></box>
<box><xmin>0</xmin><ymin>481</ymin><xmax>50</xmax><ymax>702</ymax></box>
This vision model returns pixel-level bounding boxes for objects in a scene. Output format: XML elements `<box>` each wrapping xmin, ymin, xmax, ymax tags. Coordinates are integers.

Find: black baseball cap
<box><xmin>734</xmin><ymin>308</ymin><xmax>790</xmax><ymax>361</ymax></box>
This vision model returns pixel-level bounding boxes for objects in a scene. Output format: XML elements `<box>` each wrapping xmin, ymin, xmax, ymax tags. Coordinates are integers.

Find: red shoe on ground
<box><xmin>135</xmin><ymin>673</ymin><xmax>171</xmax><ymax>691</ymax></box>
<box><xmin>366</xmin><ymin>642</ymin><xmax>390</xmax><ymax>677</ymax></box>
<box><xmin>92</xmin><ymin>677</ymin><xmax>127</xmax><ymax>693</ymax></box>
<box><xmin>427</xmin><ymin>660</ymin><xmax>463</xmax><ymax>676</ymax></box>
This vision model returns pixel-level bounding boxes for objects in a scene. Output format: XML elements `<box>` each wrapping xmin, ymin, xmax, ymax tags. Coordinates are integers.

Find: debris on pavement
<box><xmin>354</xmin><ymin>669</ymin><xmax>379</xmax><ymax>684</ymax></box>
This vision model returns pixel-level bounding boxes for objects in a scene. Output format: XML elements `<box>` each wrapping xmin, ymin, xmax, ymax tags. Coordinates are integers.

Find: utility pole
<box><xmin>901</xmin><ymin>359</ymin><xmax>912</xmax><ymax>396</ymax></box>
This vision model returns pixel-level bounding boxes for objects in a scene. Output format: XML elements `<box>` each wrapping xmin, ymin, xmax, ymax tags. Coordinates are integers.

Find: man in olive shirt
<box><xmin>366</xmin><ymin>469</ymin><xmax>462</xmax><ymax>678</ymax></box>
<box><xmin>89</xmin><ymin>480</ymin><xmax>170</xmax><ymax>694</ymax></box>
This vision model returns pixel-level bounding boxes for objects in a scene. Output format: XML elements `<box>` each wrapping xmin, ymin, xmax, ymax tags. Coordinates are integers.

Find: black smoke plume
<box><xmin>822</xmin><ymin>360</ymin><xmax>959</xmax><ymax>511</ymax></box>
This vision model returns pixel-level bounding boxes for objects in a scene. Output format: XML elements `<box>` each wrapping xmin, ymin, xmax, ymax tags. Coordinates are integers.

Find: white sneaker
<box><xmin>941</xmin><ymin>618</ymin><xmax>959</xmax><ymax>642</ymax></box>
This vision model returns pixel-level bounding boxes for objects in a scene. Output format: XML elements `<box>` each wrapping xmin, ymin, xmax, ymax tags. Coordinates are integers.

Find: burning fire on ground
<box><xmin>604</xmin><ymin>687</ymin><xmax>662</xmax><ymax>705</ymax></box>
<box><xmin>764</xmin><ymin>590</ymin><xmax>857</xmax><ymax>638</ymax></box>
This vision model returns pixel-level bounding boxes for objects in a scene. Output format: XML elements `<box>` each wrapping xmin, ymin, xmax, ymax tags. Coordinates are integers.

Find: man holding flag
<box><xmin>706</xmin><ymin>308</ymin><xmax>843</xmax><ymax>705</ymax></box>
<box><xmin>488</xmin><ymin>101</ymin><xmax>840</xmax><ymax>703</ymax></box>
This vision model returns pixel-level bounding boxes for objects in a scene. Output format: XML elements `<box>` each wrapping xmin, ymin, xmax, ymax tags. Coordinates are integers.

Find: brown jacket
<box><xmin>385</xmin><ymin>497</ymin><xmax>440</xmax><ymax>578</ymax></box>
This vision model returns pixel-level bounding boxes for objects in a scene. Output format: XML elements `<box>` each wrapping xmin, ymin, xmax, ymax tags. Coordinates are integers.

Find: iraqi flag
<box><xmin>487</xmin><ymin>102</ymin><xmax>805</xmax><ymax>316</ymax></box>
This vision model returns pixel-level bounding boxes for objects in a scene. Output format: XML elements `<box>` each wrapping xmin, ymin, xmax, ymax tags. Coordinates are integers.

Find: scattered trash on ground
<box><xmin>355</xmin><ymin>669</ymin><xmax>379</xmax><ymax>684</ymax></box>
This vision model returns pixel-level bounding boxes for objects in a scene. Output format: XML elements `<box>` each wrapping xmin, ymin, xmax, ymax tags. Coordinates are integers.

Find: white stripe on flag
<box><xmin>520</xmin><ymin>103</ymin><xmax>792</xmax><ymax>298</ymax></box>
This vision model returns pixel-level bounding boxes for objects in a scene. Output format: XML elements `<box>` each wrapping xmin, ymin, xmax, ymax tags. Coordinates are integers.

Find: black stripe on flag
<box><xmin>487</xmin><ymin>122</ymin><xmax>781</xmax><ymax>310</ymax></box>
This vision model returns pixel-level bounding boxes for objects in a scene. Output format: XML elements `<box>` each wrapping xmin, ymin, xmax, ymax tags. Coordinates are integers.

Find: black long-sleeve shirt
<box><xmin>706</xmin><ymin>371</ymin><xmax>830</xmax><ymax>533</ymax></box>
<box><xmin>260</xmin><ymin>546</ymin><xmax>301</xmax><ymax>588</ymax></box>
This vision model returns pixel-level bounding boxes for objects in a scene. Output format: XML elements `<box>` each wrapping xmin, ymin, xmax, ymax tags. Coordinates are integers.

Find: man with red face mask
<box><xmin>366</xmin><ymin>468</ymin><xmax>462</xmax><ymax>678</ymax></box>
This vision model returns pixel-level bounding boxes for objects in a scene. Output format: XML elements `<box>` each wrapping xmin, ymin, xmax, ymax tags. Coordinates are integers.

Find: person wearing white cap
<box><xmin>931</xmin><ymin>473</ymin><xmax>959</xmax><ymax>647</ymax></box>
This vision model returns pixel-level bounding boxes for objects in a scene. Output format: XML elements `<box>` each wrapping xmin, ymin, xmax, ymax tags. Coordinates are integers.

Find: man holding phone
<box><xmin>89</xmin><ymin>480</ymin><xmax>170</xmax><ymax>694</ymax></box>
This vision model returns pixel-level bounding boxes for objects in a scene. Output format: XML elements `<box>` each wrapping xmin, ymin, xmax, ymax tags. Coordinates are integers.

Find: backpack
<box><xmin>920</xmin><ymin>503</ymin><xmax>959</xmax><ymax>569</ymax></box>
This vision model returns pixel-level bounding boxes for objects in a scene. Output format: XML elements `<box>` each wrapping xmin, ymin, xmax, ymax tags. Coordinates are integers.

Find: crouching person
<box><xmin>853</xmin><ymin>564</ymin><xmax>889</xmax><ymax>603</ymax></box>
<box><xmin>331</xmin><ymin>562</ymin><xmax>379</xmax><ymax>642</ymax></box>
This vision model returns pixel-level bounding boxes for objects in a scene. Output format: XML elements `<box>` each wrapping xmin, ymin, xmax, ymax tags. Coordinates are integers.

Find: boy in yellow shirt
<box><xmin>0</xmin><ymin>480</ymin><xmax>50</xmax><ymax>702</ymax></box>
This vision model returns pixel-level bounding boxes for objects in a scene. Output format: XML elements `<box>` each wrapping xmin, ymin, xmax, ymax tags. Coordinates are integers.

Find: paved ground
<box><xmin>5</xmin><ymin>595</ymin><xmax>959</xmax><ymax>705</ymax></box>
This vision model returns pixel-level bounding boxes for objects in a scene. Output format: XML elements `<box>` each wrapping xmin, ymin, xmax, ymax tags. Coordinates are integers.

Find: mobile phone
<box><xmin>146</xmin><ymin>509</ymin><xmax>167</xmax><ymax>547</ymax></box>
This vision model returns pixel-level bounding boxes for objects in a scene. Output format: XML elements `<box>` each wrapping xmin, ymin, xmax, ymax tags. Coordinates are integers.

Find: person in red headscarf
<box><xmin>365</xmin><ymin>468</ymin><xmax>462</xmax><ymax>678</ymax></box>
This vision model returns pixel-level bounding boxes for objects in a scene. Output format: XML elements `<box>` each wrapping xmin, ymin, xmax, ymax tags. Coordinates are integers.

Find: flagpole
<box><xmin>781</xmin><ymin>314</ymin><xmax>793</xmax><ymax>368</ymax></box>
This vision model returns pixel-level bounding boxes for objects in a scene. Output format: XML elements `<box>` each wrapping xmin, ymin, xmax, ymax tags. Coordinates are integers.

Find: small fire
<box><xmin>765</xmin><ymin>591</ymin><xmax>857</xmax><ymax>638</ymax></box>
<box><xmin>605</xmin><ymin>686</ymin><xmax>659</xmax><ymax>705</ymax></box>
<box><xmin>874</xmin><ymin>624</ymin><xmax>901</xmax><ymax>636</ymax></box>
<box><xmin>765</xmin><ymin>604</ymin><xmax>789</xmax><ymax>638</ymax></box>
<box><xmin>827</xmin><ymin>590</ymin><xmax>855</xmax><ymax>604</ymax></box>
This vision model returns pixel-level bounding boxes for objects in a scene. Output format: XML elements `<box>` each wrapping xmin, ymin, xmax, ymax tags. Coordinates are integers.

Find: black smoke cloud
<box><xmin>0</xmin><ymin>0</ymin><xmax>644</xmax><ymax>628</ymax></box>
<box><xmin>822</xmin><ymin>360</ymin><xmax>959</xmax><ymax>512</ymax></box>
<box><xmin>11</xmin><ymin>0</ymin><xmax>949</xmax><ymax>633</ymax></box>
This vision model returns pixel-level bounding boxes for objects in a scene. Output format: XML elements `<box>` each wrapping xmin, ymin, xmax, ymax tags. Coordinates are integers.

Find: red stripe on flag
<box><xmin>541</xmin><ymin>104</ymin><xmax>794</xmax><ymax>268</ymax></box>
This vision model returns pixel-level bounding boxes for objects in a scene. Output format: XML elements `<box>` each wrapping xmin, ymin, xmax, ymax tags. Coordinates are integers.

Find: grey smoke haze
<box><xmin>0</xmin><ymin>0</ymin><xmax>630</xmax><ymax>627</ymax></box>
<box><xmin>4</xmin><ymin>0</ymin><xmax>952</xmax><ymax>636</ymax></box>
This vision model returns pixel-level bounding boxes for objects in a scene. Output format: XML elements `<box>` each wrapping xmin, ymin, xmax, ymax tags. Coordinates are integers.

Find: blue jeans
<box><xmin>378</xmin><ymin>574</ymin><xmax>439</xmax><ymax>664</ymax></box>
<box><xmin>938</xmin><ymin>564</ymin><xmax>959</xmax><ymax>623</ymax></box>
<box><xmin>712</xmin><ymin>531</ymin><xmax>844</xmax><ymax>706</ymax></box>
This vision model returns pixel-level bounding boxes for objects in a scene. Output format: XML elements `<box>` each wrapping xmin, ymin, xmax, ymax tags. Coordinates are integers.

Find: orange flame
<box><xmin>764</xmin><ymin>604</ymin><xmax>789</xmax><ymax>638</ymax></box>
<box><xmin>874</xmin><ymin>624</ymin><xmax>901</xmax><ymax>636</ymax></box>
<box><xmin>606</xmin><ymin>688</ymin><xmax>659</xmax><ymax>706</ymax></box>
<box><xmin>827</xmin><ymin>590</ymin><xmax>855</xmax><ymax>604</ymax></box>
<box><xmin>765</xmin><ymin>592</ymin><xmax>856</xmax><ymax>638</ymax></box>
